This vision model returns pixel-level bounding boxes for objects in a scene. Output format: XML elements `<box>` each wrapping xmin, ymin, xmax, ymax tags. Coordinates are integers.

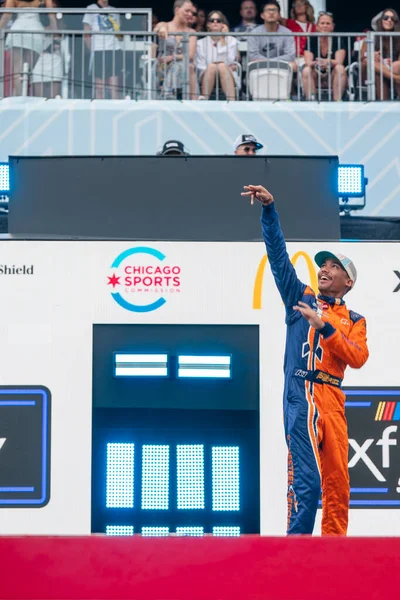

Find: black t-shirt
<box><xmin>307</xmin><ymin>35</ymin><xmax>348</xmax><ymax>66</ymax></box>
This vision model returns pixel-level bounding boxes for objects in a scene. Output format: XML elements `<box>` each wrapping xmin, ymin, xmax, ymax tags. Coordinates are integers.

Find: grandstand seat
<box><xmin>247</xmin><ymin>60</ymin><xmax>293</xmax><ymax>101</ymax></box>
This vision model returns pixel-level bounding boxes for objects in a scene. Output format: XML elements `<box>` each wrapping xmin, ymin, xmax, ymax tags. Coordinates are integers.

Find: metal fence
<box><xmin>0</xmin><ymin>9</ymin><xmax>399</xmax><ymax>102</ymax></box>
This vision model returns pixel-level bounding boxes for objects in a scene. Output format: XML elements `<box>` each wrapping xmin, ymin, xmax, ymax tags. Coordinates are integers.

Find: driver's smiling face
<box><xmin>318</xmin><ymin>258</ymin><xmax>352</xmax><ymax>296</ymax></box>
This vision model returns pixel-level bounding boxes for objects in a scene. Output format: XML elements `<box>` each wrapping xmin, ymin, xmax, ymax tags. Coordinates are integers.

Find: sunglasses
<box><xmin>208</xmin><ymin>17</ymin><xmax>223</xmax><ymax>23</ymax></box>
<box><xmin>318</xmin><ymin>11</ymin><xmax>333</xmax><ymax>17</ymax></box>
<box><xmin>383</xmin><ymin>14</ymin><xmax>397</xmax><ymax>22</ymax></box>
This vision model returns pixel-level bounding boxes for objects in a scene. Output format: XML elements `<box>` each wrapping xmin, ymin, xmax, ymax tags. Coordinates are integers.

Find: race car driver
<box><xmin>242</xmin><ymin>184</ymin><xmax>369</xmax><ymax>536</ymax></box>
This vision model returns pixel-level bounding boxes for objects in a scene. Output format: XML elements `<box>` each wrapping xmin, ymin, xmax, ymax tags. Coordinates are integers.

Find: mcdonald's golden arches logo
<box><xmin>253</xmin><ymin>251</ymin><xmax>318</xmax><ymax>310</ymax></box>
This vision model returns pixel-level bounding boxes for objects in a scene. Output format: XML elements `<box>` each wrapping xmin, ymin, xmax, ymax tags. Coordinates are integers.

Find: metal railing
<box><xmin>0</xmin><ymin>10</ymin><xmax>399</xmax><ymax>102</ymax></box>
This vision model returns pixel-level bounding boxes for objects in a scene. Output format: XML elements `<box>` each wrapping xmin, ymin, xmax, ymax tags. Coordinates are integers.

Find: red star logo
<box><xmin>107</xmin><ymin>273</ymin><xmax>121</xmax><ymax>288</ymax></box>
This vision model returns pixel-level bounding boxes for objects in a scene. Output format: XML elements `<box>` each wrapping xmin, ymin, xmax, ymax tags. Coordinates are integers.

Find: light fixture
<box><xmin>0</xmin><ymin>163</ymin><xmax>10</xmax><ymax>195</ymax></box>
<box><xmin>338</xmin><ymin>165</ymin><xmax>368</xmax><ymax>213</ymax></box>
<box><xmin>114</xmin><ymin>353</ymin><xmax>168</xmax><ymax>377</ymax></box>
<box><xmin>177</xmin><ymin>355</ymin><xmax>232</xmax><ymax>379</ymax></box>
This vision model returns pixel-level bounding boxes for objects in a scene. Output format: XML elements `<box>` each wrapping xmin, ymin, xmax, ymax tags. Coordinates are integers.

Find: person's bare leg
<box><xmin>375</xmin><ymin>73</ymin><xmax>389</xmax><ymax>100</ymax></box>
<box><xmin>201</xmin><ymin>63</ymin><xmax>217</xmax><ymax>98</ymax></box>
<box><xmin>11</xmin><ymin>49</ymin><xmax>36</xmax><ymax>96</ymax></box>
<box><xmin>108</xmin><ymin>76</ymin><xmax>120</xmax><ymax>99</ymax></box>
<box><xmin>391</xmin><ymin>60</ymin><xmax>400</xmax><ymax>98</ymax></box>
<box><xmin>332</xmin><ymin>65</ymin><xmax>347</xmax><ymax>101</ymax></box>
<box><xmin>95</xmin><ymin>77</ymin><xmax>105</xmax><ymax>99</ymax></box>
<box><xmin>188</xmin><ymin>63</ymin><xmax>198</xmax><ymax>100</ymax></box>
<box><xmin>301</xmin><ymin>66</ymin><xmax>316</xmax><ymax>99</ymax></box>
<box><xmin>217</xmin><ymin>63</ymin><xmax>235</xmax><ymax>100</ymax></box>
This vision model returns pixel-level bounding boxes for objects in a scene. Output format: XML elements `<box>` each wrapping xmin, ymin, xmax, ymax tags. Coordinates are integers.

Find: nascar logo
<box><xmin>375</xmin><ymin>402</ymin><xmax>400</xmax><ymax>421</ymax></box>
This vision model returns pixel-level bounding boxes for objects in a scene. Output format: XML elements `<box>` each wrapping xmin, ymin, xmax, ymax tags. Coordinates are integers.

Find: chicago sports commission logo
<box><xmin>107</xmin><ymin>246</ymin><xmax>181</xmax><ymax>313</ymax></box>
<box><xmin>253</xmin><ymin>251</ymin><xmax>318</xmax><ymax>309</ymax></box>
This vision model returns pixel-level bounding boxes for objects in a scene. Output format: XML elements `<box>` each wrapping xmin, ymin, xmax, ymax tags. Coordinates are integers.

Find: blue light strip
<box><xmin>319</xmin><ymin>499</ymin><xmax>400</xmax><ymax>506</ymax></box>
<box><xmin>350</xmin><ymin>488</ymin><xmax>389</xmax><ymax>493</ymax></box>
<box><xmin>345</xmin><ymin>402</ymin><xmax>371</xmax><ymax>407</ymax></box>
<box><xmin>0</xmin><ymin>487</ymin><xmax>35</xmax><ymax>492</ymax></box>
<box><xmin>0</xmin><ymin>388</ymin><xmax>48</xmax><ymax>505</ymax></box>
<box><xmin>350</xmin><ymin>500</ymin><xmax>400</xmax><ymax>506</ymax></box>
<box><xmin>345</xmin><ymin>390</ymin><xmax>400</xmax><ymax>396</ymax></box>
<box><xmin>0</xmin><ymin>401</ymin><xmax>36</xmax><ymax>406</ymax></box>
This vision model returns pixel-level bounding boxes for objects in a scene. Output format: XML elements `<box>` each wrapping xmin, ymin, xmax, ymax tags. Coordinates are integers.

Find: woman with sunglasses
<box><xmin>280</xmin><ymin>0</ymin><xmax>316</xmax><ymax>61</ymax></box>
<box><xmin>302</xmin><ymin>11</ymin><xmax>347</xmax><ymax>101</ymax></box>
<box><xmin>195</xmin><ymin>11</ymin><xmax>239</xmax><ymax>100</ymax></box>
<box><xmin>361</xmin><ymin>8</ymin><xmax>400</xmax><ymax>100</ymax></box>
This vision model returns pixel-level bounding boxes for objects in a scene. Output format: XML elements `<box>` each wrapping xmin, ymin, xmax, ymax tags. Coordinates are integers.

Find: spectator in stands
<box><xmin>154</xmin><ymin>0</ymin><xmax>198</xmax><ymax>100</ymax></box>
<box><xmin>31</xmin><ymin>0</ymin><xmax>64</xmax><ymax>98</ymax></box>
<box><xmin>302</xmin><ymin>12</ymin><xmax>347</xmax><ymax>101</ymax></box>
<box><xmin>248</xmin><ymin>1</ymin><xmax>295</xmax><ymax>66</ymax></box>
<box><xmin>232</xmin><ymin>0</ymin><xmax>258</xmax><ymax>37</ymax></box>
<box><xmin>0</xmin><ymin>0</ymin><xmax>57</xmax><ymax>96</ymax></box>
<box><xmin>83</xmin><ymin>0</ymin><xmax>123</xmax><ymax>99</ymax></box>
<box><xmin>157</xmin><ymin>140</ymin><xmax>189</xmax><ymax>155</ymax></box>
<box><xmin>188</xmin><ymin>3</ymin><xmax>198</xmax><ymax>28</ymax></box>
<box><xmin>234</xmin><ymin>134</ymin><xmax>263</xmax><ymax>155</ymax></box>
<box><xmin>196</xmin><ymin>11</ymin><xmax>240</xmax><ymax>100</ymax></box>
<box><xmin>361</xmin><ymin>8</ymin><xmax>400</xmax><ymax>100</ymax></box>
<box><xmin>195</xmin><ymin>8</ymin><xmax>206</xmax><ymax>32</ymax></box>
<box><xmin>280</xmin><ymin>0</ymin><xmax>316</xmax><ymax>62</ymax></box>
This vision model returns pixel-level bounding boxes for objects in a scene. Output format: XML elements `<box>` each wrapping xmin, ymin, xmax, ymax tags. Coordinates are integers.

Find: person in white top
<box><xmin>0</xmin><ymin>0</ymin><xmax>56</xmax><ymax>96</ymax></box>
<box><xmin>83</xmin><ymin>0</ymin><xmax>122</xmax><ymax>99</ymax></box>
<box><xmin>195</xmin><ymin>11</ymin><xmax>240</xmax><ymax>100</ymax></box>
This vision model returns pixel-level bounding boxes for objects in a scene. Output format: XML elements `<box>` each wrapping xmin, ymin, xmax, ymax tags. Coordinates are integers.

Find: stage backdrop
<box><xmin>0</xmin><ymin>99</ymin><xmax>399</xmax><ymax>217</ymax></box>
<box><xmin>0</xmin><ymin>237</ymin><xmax>399</xmax><ymax>535</ymax></box>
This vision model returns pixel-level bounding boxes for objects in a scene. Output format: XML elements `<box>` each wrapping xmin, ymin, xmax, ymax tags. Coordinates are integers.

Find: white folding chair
<box><xmin>248</xmin><ymin>59</ymin><xmax>293</xmax><ymax>100</ymax></box>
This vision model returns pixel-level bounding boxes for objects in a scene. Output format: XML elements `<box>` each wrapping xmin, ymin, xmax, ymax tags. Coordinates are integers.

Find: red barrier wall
<box><xmin>1</xmin><ymin>536</ymin><xmax>399</xmax><ymax>600</ymax></box>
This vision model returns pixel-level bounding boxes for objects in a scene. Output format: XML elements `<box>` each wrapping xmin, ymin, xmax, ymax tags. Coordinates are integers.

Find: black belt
<box><xmin>293</xmin><ymin>368</ymin><xmax>342</xmax><ymax>388</ymax></box>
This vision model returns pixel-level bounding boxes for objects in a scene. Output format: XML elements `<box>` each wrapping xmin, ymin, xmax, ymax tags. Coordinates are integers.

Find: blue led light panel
<box><xmin>338</xmin><ymin>165</ymin><xmax>363</xmax><ymax>196</ymax></box>
<box><xmin>114</xmin><ymin>353</ymin><xmax>168</xmax><ymax>377</ymax></box>
<box><xmin>177</xmin><ymin>355</ymin><xmax>231</xmax><ymax>379</ymax></box>
<box><xmin>0</xmin><ymin>386</ymin><xmax>51</xmax><ymax>507</ymax></box>
<box><xmin>213</xmin><ymin>526</ymin><xmax>241</xmax><ymax>536</ymax></box>
<box><xmin>106</xmin><ymin>443</ymin><xmax>134</xmax><ymax>508</ymax></box>
<box><xmin>141</xmin><ymin>445</ymin><xmax>169</xmax><ymax>510</ymax></box>
<box><xmin>106</xmin><ymin>525</ymin><xmax>134</xmax><ymax>536</ymax></box>
<box><xmin>0</xmin><ymin>164</ymin><xmax>9</xmax><ymax>193</ymax></box>
<box><xmin>177</xmin><ymin>444</ymin><xmax>205</xmax><ymax>509</ymax></box>
<box><xmin>141</xmin><ymin>527</ymin><xmax>169</xmax><ymax>536</ymax></box>
<box><xmin>212</xmin><ymin>446</ymin><xmax>240</xmax><ymax>511</ymax></box>
<box><xmin>176</xmin><ymin>527</ymin><xmax>204</xmax><ymax>536</ymax></box>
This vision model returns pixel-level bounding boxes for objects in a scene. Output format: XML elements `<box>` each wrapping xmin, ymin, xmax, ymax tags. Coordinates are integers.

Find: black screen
<box><xmin>9</xmin><ymin>155</ymin><xmax>340</xmax><ymax>241</ymax></box>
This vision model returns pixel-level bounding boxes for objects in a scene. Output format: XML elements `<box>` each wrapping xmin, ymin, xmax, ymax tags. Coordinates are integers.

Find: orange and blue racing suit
<box><xmin>261</xmin><ymin>203</ymin><xmax>369</xmax><ymax>535</ymax></box>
